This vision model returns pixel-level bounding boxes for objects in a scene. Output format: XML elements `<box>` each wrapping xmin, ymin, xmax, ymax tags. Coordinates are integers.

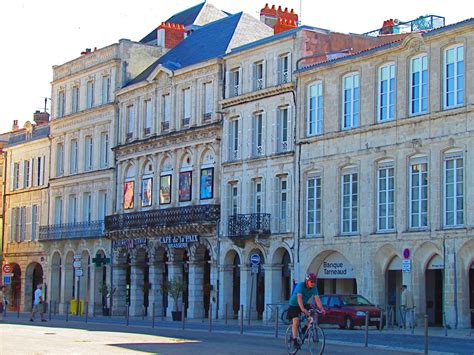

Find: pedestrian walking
<box><xmin>30</xmin><ymin>283</ymin><xmax>46</xmax><ymax>322</ymax></box>
<box><xmin>400</xmin><ymin>285</ymin><xmax>415</xmax><ymax>329</ymax></box>
<box><xmin>0</xmin><ymin>285</ymin><xmax>6</xmax><ymax>321</ymax></box>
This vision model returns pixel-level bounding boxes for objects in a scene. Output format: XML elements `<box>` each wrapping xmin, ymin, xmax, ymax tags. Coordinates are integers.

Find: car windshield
<box><xmin>340</xmin><ymin>295</ymin><xmax>372</xmax><ymax>306</ymax></box>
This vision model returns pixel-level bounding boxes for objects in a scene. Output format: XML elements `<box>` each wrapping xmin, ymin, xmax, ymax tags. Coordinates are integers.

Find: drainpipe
<box><xmin>453</xmin><ymin>240</ymin><xmax>458</xmax><ymax>328</ymax></box>
<box><xmin>1</xmin><ymin>150</ymin><xmax>7</xmax><ymax>275</ymax></box>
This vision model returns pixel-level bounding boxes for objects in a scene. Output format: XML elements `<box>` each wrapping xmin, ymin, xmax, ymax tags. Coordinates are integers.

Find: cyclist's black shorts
<box><xmin>287</xmin><ymin>305</ymin><xmax>310</xmax><ymax>320</ymax></box>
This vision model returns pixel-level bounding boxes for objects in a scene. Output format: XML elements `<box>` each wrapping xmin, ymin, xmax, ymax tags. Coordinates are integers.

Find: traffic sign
<box><xmin>2</xmin><ymin>264</ymin><xmax>12</xmax><ymax>273</ymax></box>
<box><xmin>75</xmin><ymin>269</ymin><xmax>83</xmax><ymax>277</ymax></box>
<box><xmin>74</xmin><ymin>255</ymin><xmax>81</xmax><ymax>260</ymax></box>
<box><xmin>3</xmin><ymin>275</ymin><xmax>11</xmax><ymax>285</ymax></box>
<box><xmin>251</xmin><ymin>264</ymin><xmax>260</xmax><ymax>274</ymax></box>
<box><xmin>250</xmin><ymin>253</ymin><xmax>260</xmax><ymax>265</ymax></box>
<box><xmin>73</xmin><ymin>261</ymin><xmax>81</xmax><ymax>268</ymax></box>
<box><xmin>402</xmin><ymin>259</ymin><xmax>412</xmax><ymax>273</ymax></box>
<box><xmin>403</xmin><ymin>248</ymin><xmax>410</xmax><ymax>259</ymax></box>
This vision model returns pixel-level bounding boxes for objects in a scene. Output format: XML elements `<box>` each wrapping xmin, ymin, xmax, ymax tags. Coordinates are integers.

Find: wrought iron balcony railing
<box><xmin>228</xmin><ymin>213</ymin><xmax>271</xmax><ymax>237</ymax></box>
<box><xmin>105</xmin><ymin>204</ymin><xmax>220</xmax><ymax>232</ymax></box>
<box><xmin>39</xmin><ymin>220</ymin><xmax>104</xmax><ymax>241</ymax></box>
<box><xmin>362</xmin><ymin>15</ymin><xmax>445</xmax><ymax>37</ymax></box>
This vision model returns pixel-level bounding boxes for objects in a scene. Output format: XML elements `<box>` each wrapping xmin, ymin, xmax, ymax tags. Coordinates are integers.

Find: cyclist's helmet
<box><xmin>305</xmin><ymin>273</ymin><xmax>317</xmax><ymax>282</ymax></box>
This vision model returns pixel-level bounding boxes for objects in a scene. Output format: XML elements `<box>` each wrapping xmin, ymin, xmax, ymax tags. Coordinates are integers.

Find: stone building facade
<box><xmin>295</xmin><ymin>19</ymin><xmax>474</xmax><ymax>327</ymax></box>
<box><xmin>41</xmin><ymin>40</ymin><xmax>163</xmax><ymax>314</ymax></box>
<box><xmin>3</xmin><ymin>118</ymin><xmax>50</xmax><ymax>311</ymax></box>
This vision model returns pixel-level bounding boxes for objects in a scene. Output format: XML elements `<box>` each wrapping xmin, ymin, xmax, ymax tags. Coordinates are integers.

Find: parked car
<box><xmin>319</xmin><ymin>294</ymin><xmax>383</xmax><ymax>329</ymax></box>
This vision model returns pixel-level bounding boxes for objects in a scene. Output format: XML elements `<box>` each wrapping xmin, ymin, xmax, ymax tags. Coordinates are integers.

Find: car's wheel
<box><xmin>345</xmin><ymin>316</ymin><xmax>354</xmax><ymax>330</ymax></box>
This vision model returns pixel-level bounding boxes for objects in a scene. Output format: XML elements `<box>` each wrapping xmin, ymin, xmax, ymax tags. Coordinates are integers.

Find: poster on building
<box><xmin>200</xmin><ymin>167</ymin><xmax>214</xmax><ymax>200</ymax></box>
<box><xmin>179</xmin><ymin>171</ymin><xmax>192</xmax><ymax>202</ymax></box>
<box><xmin>160</xmin><ymin>175</ymin><xmax>171</xmax><ymax>205</ymax></box>
<box><xmin>123</xmin><ymin>181</ymin><xmax>134</xmax><ymax>209</ymax></box>
<box><xmin>141</xmin><ymin>177</ymin><xmax>153</xmax><ymax>207</ymax></box>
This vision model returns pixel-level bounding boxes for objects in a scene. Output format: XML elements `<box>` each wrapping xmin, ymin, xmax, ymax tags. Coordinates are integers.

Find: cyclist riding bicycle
<box><xmin>287</xmin><ymin>273</ymin><xmax>325</xmax><ymax>348</ymax></box>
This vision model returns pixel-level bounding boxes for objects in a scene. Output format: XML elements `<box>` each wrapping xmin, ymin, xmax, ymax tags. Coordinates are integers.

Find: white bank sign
<box><xmin>317</xmin><ymin>253</ymin><xmax>355</xmax><ymax>279</ymax></box>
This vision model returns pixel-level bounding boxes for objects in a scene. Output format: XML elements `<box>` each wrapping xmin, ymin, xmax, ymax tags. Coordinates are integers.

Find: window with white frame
<box><xmin>72</xmin><ymin>86</ymin><xmax>80</xmax><ymax>113</ymax></box>
<box><xmin>83</xmin><ymin>192</ymin><xmax>92</xmax><ymax>222</ymax></box>
<box><xmin>410</xmin><ymin>54</ymin><xmax>428</xmax><ymax>115</ymax></box>
<box><xmin>377</xmin><ymin>162</ymin><xmax>395</xmax><ymax>231</ymax></box>
<box><xmin>100</xmin><ymin>132</ymin><xmax>109</xmax><ymax>168</ymax></box>
<box><xmin>277</xmin><ymin>175</ymin><xmax>289</xmax><ymax>232</ymax></box>
<box><xmin>144</xmin><ymin>99</ymin><xmax>152</xmax><ymax>135</ymax></box>
<box><xmin>10</xmin><ymin>208</ymin><xmax>19</xmax><ymax>241</ymax></box>
<box><xmin>31</xmin><ymin>205</ymin><xmax>38</xmax><ymax>241</ymax></box>
<box><xmin>230</xmin><ymin>183</ymin><xmax>239</xmax><ymax>216</ymax></box>
<box><xmin>342</xmin><ymin>73</ymin><xmax>359</xmax><ymax>129</ymax></box>
<box><xmin>102</xmin><ymin>76</ymin><xmax>110</xmax><ymax>104</ymax></box>
<box><xmin>126</xmin><ymin>105</ymin><xmax>134</xmax><ymax>140</ymax></box>
<box><xmin>409</xmin><ymin>157</ymin><xmax>428</xmax><ymax>229</ymax></box>
<box><xmin>378</xmin><ymin>63</ymin><xmax>395</xmax><ymax>122</ymax></box>
<box><xmin>162</xmin><ymin>94</ymin><xmax>170</xmax><ymax>130</ymax></box>
<box><xmin>444</xmin><ymin>44</ymin><xmax>464</xmax><ymax>109</ymax></box>
<box><xmin>306</xmin><ymin>175</ymin><xmax>322</xmax><ymax>236</ymax></box>
<box><xmin>36</xmin><ymin>156</ymin><xmax>44</xmax><ymax>186</ymax></box>
<box><xmin>444</xmin><ymin>151</ymin><xmax>464</xmax><ymax>227</ymax></box>
<box><xmin>57</xmin><ymin>90</ymin><xmax>65</xmax><ymax>117</ymax></box>
<box><xmin>253</xmin><ymin>61</ymin><xmax>265</xmax><ymax>90</ymax></box>
<box><xmin>85</xmin><ymin>135</ymin><xmax>93</xmax><ymax>171</ymax></box>
<box><xmin>230</xmin><ymin>68</ymin><xmax>240</xmax><ymax>97</ymax></box>
<box><xmin>98</xmin><ymin>190</ymin><xmax>107</xmax><ymax>221</ymax></box>
<box><xmin>13</xmin><ymin>162</ymin><xmax>19</xmax><ymax>190</ymax></box>
<box><xmin>278</xmin><ymin>53</ymin><xmax>291</xmax><ymax>84</ymax></box>
<box><xmin>308</xmin><ymin>81</ymin><xmax>323</xmax><ymax>136</ymax></box>
<box><xmin>253</xmin><ymin>179</ymin><xmax>264</xmax><ymax>214</ymax></box>
<box><xmin>203</xmin><ymin>82</ymin><xmax>213</xmax><ymax>121</ymax></box>
<box><xmin>24</xmin><ymin>160</ymin><xmax>30</xmax><ymax>188</ymax></box>
<box><xmin>68</xmin><ymin>195</ymin><xmax>77</xmax><ymax>223</ymax></box>
<box><xmin>252</xmin><ymin>112</ymin><xmax>264</xmax><ymax>157</ymax></box>
<box><xmin>86</xmin><ymin>80</ymin><xmax>94</xmax><ymax>109</ymax></box>
<box><xmin>341</xmin><ymin>169</ymin><xmax>358</xmax><ymax>234</ymax></box>
<box><xmin>228</xmin><ymin>118</ymin><xmax>239</xmax><ymax>160</ymax></box>
<box><xmin>56</xmin><ymin>143</ymin><xmax>64</xmax><ymax>177</ymax></box>
<box><xmin>70</xmin><ymin>139</ymin><xmax>78</xmax><ymax>174</ymax></box>
<box><xmin>54</xmin><ymin>196</ymin><xmax>63</xmax><ymax>225</ymax></box>
<box><xmin>277</xmin><ymin>106</ymin><xmax>289</xmax><ymax>152</ymax></box>
<box><xmin>183</xmin><ymin>88</ymin><xmax>191</xmax><ymax>126</ymax></box>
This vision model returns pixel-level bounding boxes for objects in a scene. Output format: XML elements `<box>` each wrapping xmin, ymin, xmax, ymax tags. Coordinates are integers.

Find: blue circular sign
<box><xmin>250</xmin><ymin>253</ymin><xmax>261</xmax><ymax>265</ymax></box>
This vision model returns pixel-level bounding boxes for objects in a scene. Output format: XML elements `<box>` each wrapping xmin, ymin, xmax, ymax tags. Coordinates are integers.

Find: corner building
<box><xmin>295</xmin><ymin>19</ymin><xmax>474</xmax><ymax>328</ymax></box>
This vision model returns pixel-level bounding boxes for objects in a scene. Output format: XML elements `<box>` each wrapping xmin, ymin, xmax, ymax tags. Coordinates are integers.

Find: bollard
<box><xmin>275</xmin><ymin>307</ymin><xmax>279</xmax><ymax>338</ymax></box>
<box><xmin>424</xmin><ymin>314</ymin><xmax>428</xmax><ymax>355</ymax></box>
<box><xmin>92</xmin><ymin>303</ymin><xmax>95</xmax><ymax>318</ymax></box>
<box><xmin>152</xmin><ymin>303</ymin><xmax>155</xmax><ymax>328</ymax></box>
<box><xmin>240</xmin><ymin>305</ymin><xmax>244</xmax><ymax>335</ymax></box>
<box><xmin>162</xmin><ymin>306</ymin><xmax>165</xmax><ymax>321</ymax></box>
<box><xmin>443</xmin><ymin>312</ymin><xmax>447</xmax><ymax>336</ymax></box>
<box><xmin>248</xmin><ymin>304</ymin><xmax>251</xmax><ymax>326</ymax></box>
<box><xmin>225</xmin><ymin>304</ymin><xmax>228</xmax><ymax>325</ymax></box>
<box><xmin>85</xmin><ymin>302</ymin><xmax>89</xmax><ymax>323</ymax></box>
<box><xmin>142</xmin><ymin>305</ymin><xmax>145</xmax><ymax>320</ymax></box>
<box><xmin>49</xmin><ymin>301</ymin><xmax>52</xmax><ymax>321</ymax></box>
<box><xmin>182</xmin><ymin>302</ymin><xmax>185</xmax><ymax>330</ymax></box>
<box><xmin>364</xmin><ymin>312</ymin><xmax>369</xmax><ymax>347</ymax></box>
<box><xmin>17</xmin><ymin>303</ymin><xmax>20</xmax><ymax>318</ymax></box>
<box><xmin>209</xmin><ymin>303</ymin><xmax>212</xmax><ymax>332</ymax></box>
<box><xmin>66</xmin><ymin>303</ymin><xmax>69</xmax><ymax>322</ymax></box>
<box><xmin>411</xmin><ymin>309</ymin><xmax>415</xmax><ymax>335</ymax></box>
<box><xmin>126</xmin><ymin>305</ymin><xmax>129</xmax><ymax>326</ymax></box>
<box><xmin>379</xmin><ymin>309</ymin><xmax>383</xmax><ymax>332</ymax></box>
<box><xmin>54</xmin><ymin>301</ymin><xmax>57</xmax><ymax>316</ymax></box>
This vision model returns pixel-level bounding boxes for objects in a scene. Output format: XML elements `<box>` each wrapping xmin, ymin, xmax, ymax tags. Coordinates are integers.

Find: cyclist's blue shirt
<box><xmin>289</xmin><ymin>282</ymin><xmax>319</xmax><ymax>306</ymax></box>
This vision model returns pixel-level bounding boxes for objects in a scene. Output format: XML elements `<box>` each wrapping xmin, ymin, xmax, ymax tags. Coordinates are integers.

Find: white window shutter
<box><xmin>248</xmin><ymin>115</ymin><xmax>254</xmax><ymax>159</ymax></box>
<box><xmin>41</xmin><ymin>156</ymin><xmax>45</xmax><ymax>185</ymax></box>
<box><xmin>225</xmin><ymin>71</ymin><xmax>230</xmax><ymax>98</ymax></box>
<box><xmin>262</xmin><ymin>111</ymin><xmax>266</xmax><ymax>156</ymax></box>
<box><xmin>262</xmin><ymin>60</ymin><xmax>266</xmax><ymax>88</ymax></box>
<box><xmin>26</xmin><ymin>207</ymin><xmax>32</xmax><ymax>240</ymax></box>
<box><xmin>238</xmin><ymin>67</ymin><xmax>243</xmax><ymax>95</ymax></box>
<box><xmin>288</xmin><ymin>53</ymin><xmax>292</xmax><ymax>81</ymax></box>
<box><xmin>287</xmin><ymin>106</ymin><xmax>293</xmax><ymax>151</ymax></box>
<box><xmin>273</xmin><ymin>108</ymin><xmax>278</xmax><ymax>154</ymax></box>
<box><xmin>275</xmin><ymin>57</ymin><xmax>280</xmax><ymax>85</ymax></box>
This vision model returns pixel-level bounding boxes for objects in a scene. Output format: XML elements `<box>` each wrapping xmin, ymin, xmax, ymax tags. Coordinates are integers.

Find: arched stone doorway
<box><xmin>9</xmin><ymin>263</ymin><xmax>21</xmax><ymax>311</ymax></box>
<box><xmin>312</xmin><ymin>251</ymin><xmax>357</xmax><ymax>294</ymax></box>
<box><xmin>221</xmin><ymin>249</ymin><xmax>241</xmax><ymax>319</ymax></box>
<box><xmin>50</xmin><ymin>252</ymin><xmax>62</xmax><ymax>306</ymax></box>
<box><xmin>425</xmin><ymin>254</ymin><xmax>444</xmax><ymax>326</ymax></box>
<box><xmin>386</xmin><ymin>256</ymin><xmax>403</xmax><ymax>325</ymax></box>
<box><xmin>64</xmin><ymin>251</ymin><xmax>75</xmax><ymax>308</ymax></box>
<box><xmin>92</xmin><ymin>249</ymin><xmax>108</xmax><ymax>314</ymax></box>
<box><xmin>129</xmin><ymin>247</ymin><xmax>149</xmax><ymax>316</ymax></box>
<box><xmin>25</xmin><ymin>262</ymin><xmax>43</xmax><ymax>311</ymax></box>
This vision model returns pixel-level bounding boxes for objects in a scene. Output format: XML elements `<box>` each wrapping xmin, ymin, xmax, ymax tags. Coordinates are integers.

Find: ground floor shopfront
<box><xmin>299</xmin><ymin>233</ymin><xmax>474</xmax><ymax>328</ymax></box>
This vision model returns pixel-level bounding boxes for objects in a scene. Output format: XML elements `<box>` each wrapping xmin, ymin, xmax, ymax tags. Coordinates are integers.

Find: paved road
<box><xmin>0</xmin><ymin>322</ymin><xmax>417</xmax><ymax>355</ymax></box>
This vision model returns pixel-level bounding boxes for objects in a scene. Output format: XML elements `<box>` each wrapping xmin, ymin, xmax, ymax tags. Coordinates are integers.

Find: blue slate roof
<box><xmin>7</xmin><ymin>125</ymin><xmax>50</xmax><ymax>147</ymax></box>
<box><xmin>128</xmin><ymin>13</ymin><xmax>243</xmax><ymax>86</ymax></box>
<box><xmin>140</xmin><ymin>2</ymin><xmax>207</xmax><ymax>44</ymax></box>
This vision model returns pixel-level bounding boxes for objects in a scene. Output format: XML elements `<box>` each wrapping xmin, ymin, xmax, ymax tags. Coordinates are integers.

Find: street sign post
<box><xmin>250</xmin><ymin>253</ymin><xmax>260</xmax><ymax>266</ymax></box>
<box><xmin>75</xmin><ymin>269</ymin><xmax>83</xmax><ymax>277</ymax></box>
<box><xmin>2</xmin><ymin>264</ymin><xmax>12</xmax><ymax>274</ymax></box>
<box><xmin>73</xmin><ymin>261</ymin><xmax>81</xmax><ymax>268</ymax></box>
<box><xmin>3</xmin><ymin>275</ymin><xmax>12</xmax><ymax>285</ymax></box>
<box><xmin>402</xmin><ymin>259</ymin><xmax>412</xmax><ymax>272</ymax></box>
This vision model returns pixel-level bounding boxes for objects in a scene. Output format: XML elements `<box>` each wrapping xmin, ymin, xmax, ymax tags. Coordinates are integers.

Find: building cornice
<box><xmin>220</xmin><ymin>82</ymin><xmax>294</xmax><ymax>109</ymax></box>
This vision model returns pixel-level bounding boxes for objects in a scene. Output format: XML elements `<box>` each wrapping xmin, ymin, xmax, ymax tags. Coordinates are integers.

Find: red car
<box><xmin>318</xmin><ymin>294</ymin><xmax>383</xmax><ymax>329</ymax></box>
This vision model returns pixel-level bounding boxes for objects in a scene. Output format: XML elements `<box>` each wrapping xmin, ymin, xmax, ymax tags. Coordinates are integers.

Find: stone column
<box><xmin>240</xmin><ymin>265</ymin><xmax>258</xmax><ymax>320</ymax></box>
<box><xmin>167</xmin><ymin>260</ymin><xmax>183</xmax><ymax>314</ymax></box>
<box><xmin>129</xmin><ymin>257</ymin><xmax>145</xmax><ymax>317</ymax></box>
<box><xmin>444</xmin><ymin>241</ymin><xmax>457</xmax><ymax>327</ymax></box>
<box><xmin>88</xmin><ymin>264</ymin><xmax>96</xmax><ymax>315</ymax></box>
<box><xmin>187</xmin><ymin>261</ymin><xmax>205</xmax><ymax>318</ymax></box>
<box><xmin>263</xmin><ymin>264</ymin><xmax>283</xmax><ymax>321</ymax></box>
<box><xmin>112</xmin><ymin>256</ymin><xmax>127</xmax><ymax>316</ymax></box>
<box><xmin>148</xmin><ymin>259</ymin><xmax>164</xmax><ymax>317</ymax></box>
<box><xmin>219</xmin><ymin>264</ymin><xmax>234</xmax><ymax>319</ymax></box>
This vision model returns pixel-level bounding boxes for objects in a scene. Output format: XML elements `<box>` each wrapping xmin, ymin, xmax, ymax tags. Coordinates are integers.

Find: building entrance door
<box><xmin>426</xmin><ymin>254</ymin><xmax>443</xmax><ymax>326</ymax></box>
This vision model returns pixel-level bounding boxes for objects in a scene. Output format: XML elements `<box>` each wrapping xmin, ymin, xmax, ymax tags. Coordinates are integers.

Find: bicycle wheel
<box><xmin>307</xmin><ymin>326</ymin><xmax>325</xmax><ymax>355</ymax></box>
<box><xmin>285</xmin><ymin>325</ymin><xmax>299</xmax><ymax>354</ymax></box>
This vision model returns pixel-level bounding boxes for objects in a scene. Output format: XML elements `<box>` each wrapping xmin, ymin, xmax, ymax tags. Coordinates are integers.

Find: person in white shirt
<box><xmin>30</xmin><ymin>283</ymin><xmax>46</xmax><ymax>322</ymax></box>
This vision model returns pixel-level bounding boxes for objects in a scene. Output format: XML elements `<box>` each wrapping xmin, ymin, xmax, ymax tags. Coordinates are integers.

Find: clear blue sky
<box><xmin>0</xmin><ymin>0</ymin><xmax>467</xmax><ymax>133</ymax></box>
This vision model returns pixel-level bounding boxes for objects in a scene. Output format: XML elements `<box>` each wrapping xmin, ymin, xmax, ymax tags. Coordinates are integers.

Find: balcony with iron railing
<box><xmin>105</xmin><ymin>204</ymin><xmax>220</xmax><ymax>232</ymax></box>
<box><xmin>228</xmin><ymin>213</ymin><xmax>271</xmax><ymax>237</ymax></box>
<box><xmin>362</xmin><ymin>15</ymin><xmax>445</xmax><ymax>37</ymax></box>
<box><xmin>161</xmin><ymin>121</ymin><xmax>170</xmax><ymax>131</ymax></box>
<box><xmin>39</xmin><ymin>220</ymin><xmax>105</xmax><ymax>241</ymax></box>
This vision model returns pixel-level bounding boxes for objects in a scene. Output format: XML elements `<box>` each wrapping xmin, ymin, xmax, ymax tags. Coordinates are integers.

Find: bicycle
<box><xmin>285</xmin><ymin>308</ymin><xmax>325</xmax><ymax>355</ymax></box>
<box><xmin>281</xmin><ymin>307</ymin><xmax>292</xmax><ymax>325</ymax></box>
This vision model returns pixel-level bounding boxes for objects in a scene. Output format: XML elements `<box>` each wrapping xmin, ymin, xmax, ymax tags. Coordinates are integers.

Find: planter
<box><xmin>171</xmin><ymin>311</ymin><xmax>182</xmax><ymax>321</ymax></box>
<box><xmin>102</xmin><ymin>307</ymin><xmax>110</xmax><ymax>316</ymax></box>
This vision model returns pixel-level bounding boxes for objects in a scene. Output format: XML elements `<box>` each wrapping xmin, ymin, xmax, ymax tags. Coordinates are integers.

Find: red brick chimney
<box><xmin>12</xmin><ymin>120</ymin><xmax>19</xmax><ymax>131</ymax></box>
<box><xmin>260</xmin><ymin>4</ymin><xmax>298</xmax><ymax>34</ymax></box>
<box><xmin>33</xmin><ymin>110</ymin><xmax>50</xmax><ymax>125</ymax></box>
<box><xmin>157</xmin><ymin>22</ymin><xmax>186</xmax><ymax>49</ymax></box>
